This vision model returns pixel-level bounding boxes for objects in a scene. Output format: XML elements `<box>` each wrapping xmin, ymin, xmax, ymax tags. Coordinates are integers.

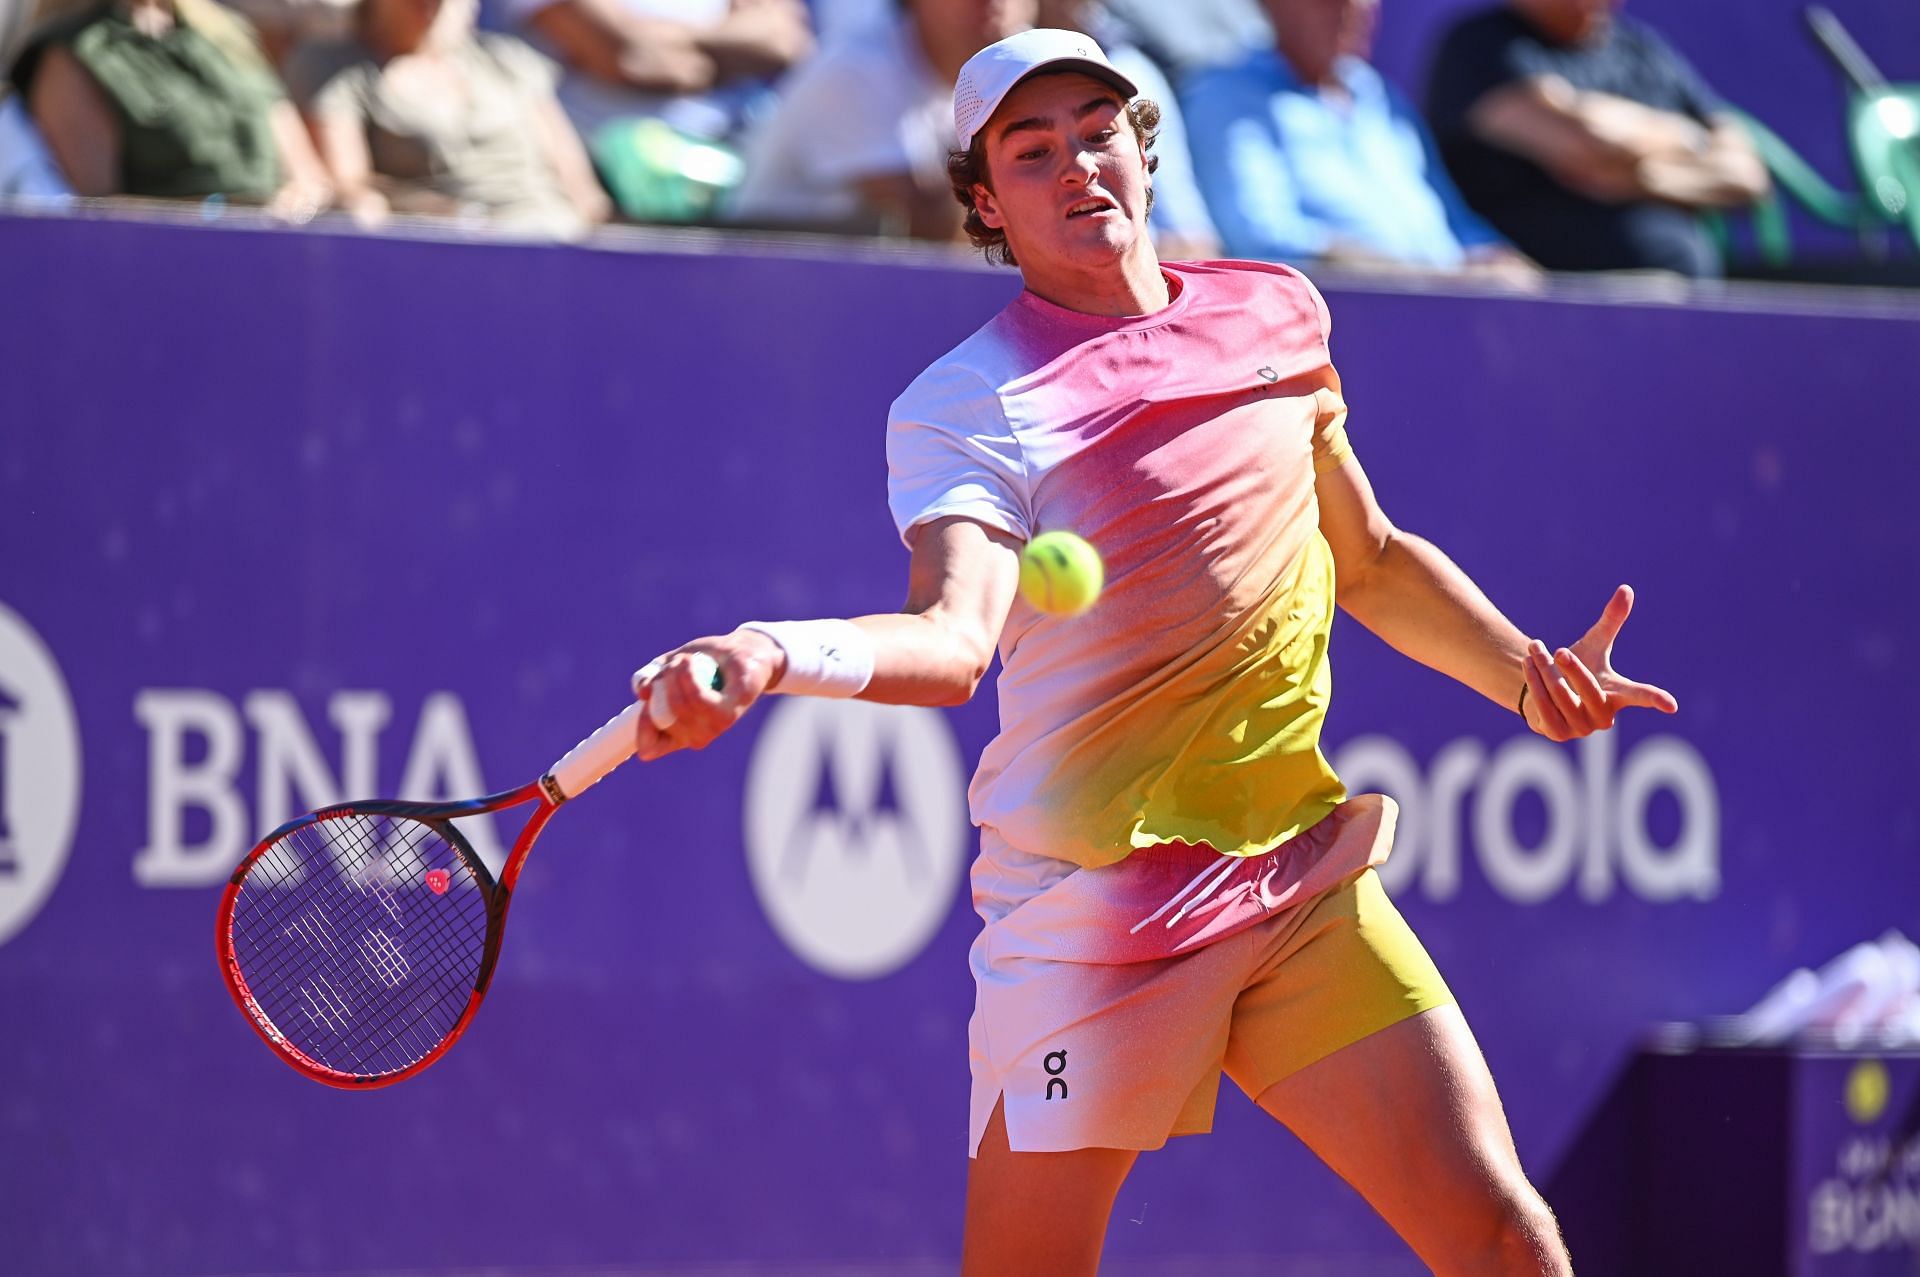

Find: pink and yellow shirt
<box><xmin>888</xmin><ymin>259</ymin><xmax>1355</xmax><ymax>869</ymax></box>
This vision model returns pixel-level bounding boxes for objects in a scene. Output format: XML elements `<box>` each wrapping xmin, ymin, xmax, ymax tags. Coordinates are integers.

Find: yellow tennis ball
<box><xmin>1020</xmin><ymin>530</ymin><xmax>1104</xmax><ymax>617</ymax></box>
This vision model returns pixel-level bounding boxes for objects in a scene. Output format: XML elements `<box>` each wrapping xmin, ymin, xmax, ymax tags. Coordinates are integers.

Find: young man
<box><xmin>636</xmin><ymin>28</ymin><xmax>1674</xmax><ymax>1275</ymax></box>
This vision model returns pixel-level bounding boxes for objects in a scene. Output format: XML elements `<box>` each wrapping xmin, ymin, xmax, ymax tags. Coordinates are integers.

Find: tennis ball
<box><xmin>1020</xmin><ymin>530</ymin><xmax>1104</xmax><ymax>617</ymax></box>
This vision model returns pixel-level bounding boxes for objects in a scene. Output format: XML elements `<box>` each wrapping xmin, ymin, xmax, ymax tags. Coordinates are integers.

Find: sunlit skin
<box><xmin>969</xmin><ymin>71</ymin><xmax>1167</xmax><ymax>317</ymax></box>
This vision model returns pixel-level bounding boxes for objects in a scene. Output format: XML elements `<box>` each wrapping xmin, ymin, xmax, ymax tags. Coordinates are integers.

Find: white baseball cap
<box><xmin>953</xmin><ymin>28</ymin><xmax>1140</xmax><ymax>153</ymax></box>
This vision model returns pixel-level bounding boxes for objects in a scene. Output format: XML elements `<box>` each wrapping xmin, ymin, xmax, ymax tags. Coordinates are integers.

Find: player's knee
<box><xmin>1454</xmin><ymin>1185</ymin><xmax>1570</xmax><ymax>1277</ymax></box>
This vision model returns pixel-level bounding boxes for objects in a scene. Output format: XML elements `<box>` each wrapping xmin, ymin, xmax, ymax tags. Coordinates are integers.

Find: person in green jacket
<box><xmin>13</xmin><ymin>0</ymin><xmax>333</xmax><ymax>217</ymax></box>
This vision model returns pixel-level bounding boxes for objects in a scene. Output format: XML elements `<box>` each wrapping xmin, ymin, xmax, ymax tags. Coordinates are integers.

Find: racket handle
<box><xmin>545</xmin><ymin>701</ymin><xmax>646</xmax><ymax>803</ymax></box>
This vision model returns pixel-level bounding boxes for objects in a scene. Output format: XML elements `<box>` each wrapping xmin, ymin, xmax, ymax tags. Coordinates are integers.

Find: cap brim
<box><xmin>1009</xmin><ymin>58</ymin><xmax>1139</xmax><ymax>103</ymax></box>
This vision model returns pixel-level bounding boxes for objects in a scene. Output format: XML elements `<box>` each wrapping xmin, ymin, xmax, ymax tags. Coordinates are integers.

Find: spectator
<box><xmin>1099</xmin><ymin>0</ymin><xmax>1268</xmax><ymax>85</ymax></box>
<box><xmin>11</xmin><ymin>0</ymin><xmax>333</xmax><ymax>215</ymax></box>
<box><xmin>726</xmin><ymin>0</ymin><xmax>1032</xmax><ymax>238</ymax></box>
<box><xmin>288</xmin><ymin>0</ymin><xmax>610</xmax><ymax>239</ymax></box>
<box><xmin>505</xmin><ymin>0</ymin><xmax>810</xmax><ymax>148</ymax></box>
<box><xmin>2</xmin><ymin>0</ymin><xmax>72</xmax><ymax>198</ymax></box>
<box><xmin>1426</xmin><ymin>0</ymin><xmax>1769</xmax><ymax>277</ymax></box>
<box><xmin>217</xmin><ymin>0</ymin><xmax>355</xmax><ymax>73</ymax></box>
<box><xmin>1037</xmin><ymin>0</ymin><xmax>1220</xmax><ymax>260</ymax></box>
<box><xmin>1183</xmin><ymin>0</ymin><xmax>1536</xmax><ymax>279</ymax></box>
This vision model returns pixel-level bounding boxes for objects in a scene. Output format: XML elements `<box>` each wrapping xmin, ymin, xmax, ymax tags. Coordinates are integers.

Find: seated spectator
<box><xmin>1182</xmin><ymin>0</ymin><xmax>1536</xmax><ymax>279</ymax></box>
<box><xmin>217</xmin><ymin>0</ymin><xmax>355</xmax><ymax>73</ymax></box>
<box><xmin>505</xmin><ymin>0</ymin><xmax>809</xmax><ymax>147</ymax></box>
<box><xmin>1099</xmin><ymin>0</ymin><xmax>1268</xmax><ymax>86</ymax></box>
<box><xmin>0</xmin><ymin>91</ymin><xmax>70</xmax><ymax>198</ymax></box>
<box><xmin>11</xmin><ymin>0</ymin><xmax>333</xmax><ymax>216</ymax></box>
<box><xmin>288</xmin><ymin>0</ymin><xmax>610</xmax><ymax>239</ymax></box>
<box><xmin>1426</xmin><ymin>0</ymin><xmax>1769</xmax><ymax>277</ymax></box>
<box><xmin>725</xmin><ymin>0</ymin><xmax>1032</xmax><ymax>238</ymax></box>
<box><xmin>1038</xmin><ymin>0</ymin><xmax>1220</xmax><ymax>260</ymax></box>
<box><xmin>1</xmin><ymin>0</ymin><xmax>72</xmax><ymax>198</ymax></box>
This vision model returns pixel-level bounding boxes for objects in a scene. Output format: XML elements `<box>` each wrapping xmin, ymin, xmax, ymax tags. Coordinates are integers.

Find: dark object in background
<box><xmin>1552</xmin><ymin>1042</ymin><xmax>1920</xmax><ymax>1275</ymax></box>
<box><xmin>1425</xmin><ymin>7</ymin><xmax>1736</xmax><ymax>277</ymax></box>
<box><xmin>1705</xmin><ymin>8</ymin><xmax>1920</xmax><ymax>285</ymax></box>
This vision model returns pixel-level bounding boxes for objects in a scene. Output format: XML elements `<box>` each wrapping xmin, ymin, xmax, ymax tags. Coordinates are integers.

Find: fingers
<box><xmin>1552</xmin><ymin>646</ymin><xmax>1614</xmax><ymax>732</ymax></box>
<box><xmin>632</xmin><ymin>648</ymin><xmax>734</xmax><ymax>760</ymax></box>
<box><xmin>634</xmin><ymin>714</ymin><xmax>673</xmax><ymax>762</ymax></box>
<box><xmin>1524</xmin><ymin>622</ymin><xmax>1679</xmax><ymax>743</ymax></box>
<box><xmin>1610</xmin><ymin>677</ymin><xmax>1680</xmax><ymax>714</ymax></box>
<box><xmin>1525</xmin><ymin>640</ymin><xmax>1613</xmax><ymax>740</ymax></box>
<box><xmin>1523</xmin><ymin>643</ymin><xmax>1575</xmax><ymax>741</ymax></box>
<box><xmin>1580</xmin><ymin>584</ymin><xmax>1635</xmax><ymax>653</ymax></box>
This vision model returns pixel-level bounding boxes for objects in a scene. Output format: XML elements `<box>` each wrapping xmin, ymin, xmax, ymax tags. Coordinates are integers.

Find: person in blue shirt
<box><xmin>1184</xmin><ymin>0</ymin><xmax>1537</xmax><ymax>280</ymax></box>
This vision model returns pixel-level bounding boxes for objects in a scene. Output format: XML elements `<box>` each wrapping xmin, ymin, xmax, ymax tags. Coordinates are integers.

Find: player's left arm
<box><xmin>1316</xmin><ymin>446</ymin><xmax>1677</xmax><ymax>739</ymax></box>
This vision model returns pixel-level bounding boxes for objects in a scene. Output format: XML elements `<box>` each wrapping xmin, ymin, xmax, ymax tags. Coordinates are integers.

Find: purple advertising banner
<box><xmin>4</xmin><ymin>212</ymin><xmax>1920</xmax><ymax>1275</ymax></box>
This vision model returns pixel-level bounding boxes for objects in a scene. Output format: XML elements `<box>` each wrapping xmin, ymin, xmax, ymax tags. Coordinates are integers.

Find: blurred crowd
<box><xmin>0</xmin><ymin>0</ymin><xmax>1795</xmax><ymax>279</ymax></box>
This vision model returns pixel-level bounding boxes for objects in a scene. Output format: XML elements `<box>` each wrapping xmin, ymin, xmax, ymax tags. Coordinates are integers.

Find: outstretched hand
<box><xmin>1522</xmin><ymin>585</ymin><xmax>1678</xmax><ymax>742</ymax></box>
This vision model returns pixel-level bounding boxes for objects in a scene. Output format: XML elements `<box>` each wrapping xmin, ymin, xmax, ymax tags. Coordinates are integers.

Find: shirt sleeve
<box><xmin>1183</xmin><ymin>63</ymin><xmax>1332</xmax><ymax>261</ymax></box>
<box><xmin>1311</xmin><ymin>385</ymin><xmax>1353</xmax><ymax>473</ymax></box>
<box><xmin>886</xmin><ymin>362</ymin><xmax>1032</xmax><ymax>547</ymax></box>
<box><xmin>1291</xmin><ymin>271</ymin><xmax>1352</xmax><ymax>472</ymax></box>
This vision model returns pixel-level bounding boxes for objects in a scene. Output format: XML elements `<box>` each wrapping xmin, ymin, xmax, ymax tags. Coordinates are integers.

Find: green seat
<box><xmin>590</xmin><ymin>118</ymin><xmax>745</xmax><ymax>225</ymax></box>
<box><xmin>1710</xmin><ymin>88</ymin><xmax>1920</xmax><ymax>268</ymax></box>
<box><xmin>1849</xmin><ymin>84</ymin><xmax>1920</xmax><ymax>247</ymax></box>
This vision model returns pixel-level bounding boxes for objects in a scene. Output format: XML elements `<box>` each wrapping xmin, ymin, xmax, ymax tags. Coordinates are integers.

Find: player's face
<box><xmin>972</xmin><ymin>73</ymin><xmax>1150</xmax><ymax>272</ymax></box>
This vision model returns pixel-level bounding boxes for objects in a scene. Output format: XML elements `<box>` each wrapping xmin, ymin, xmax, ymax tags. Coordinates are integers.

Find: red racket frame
<box><xmin>215</xmin><ymin>780</ymin><xmax>558</xmax><ymax>1089</ymax></box>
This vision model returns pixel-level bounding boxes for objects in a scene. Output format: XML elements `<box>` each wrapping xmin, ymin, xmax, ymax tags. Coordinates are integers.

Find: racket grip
<box><xmin>546</xmin><ymin>701</ymin><xmax>647</xmax><ymax>802</ymax></box>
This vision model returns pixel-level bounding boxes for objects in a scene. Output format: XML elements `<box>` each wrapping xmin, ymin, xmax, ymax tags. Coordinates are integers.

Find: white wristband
<box><xmin>739</xmin><ymin>619</ymin><xmax>874</xmax><ymax>698</ymax></box>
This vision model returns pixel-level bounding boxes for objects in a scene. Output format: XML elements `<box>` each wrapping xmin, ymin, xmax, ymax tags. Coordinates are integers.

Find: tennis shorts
<box><xmin>967</xmin><ymin>795</ymin><xmax>1453</xmax><ymax>1155</ymax></box>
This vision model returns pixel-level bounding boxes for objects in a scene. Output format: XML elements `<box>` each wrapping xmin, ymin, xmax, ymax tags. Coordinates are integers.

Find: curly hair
<box><xmin>947</xmin><ymin>96</ymin><xmax>1162</xmax><ymax>268</ymax></box>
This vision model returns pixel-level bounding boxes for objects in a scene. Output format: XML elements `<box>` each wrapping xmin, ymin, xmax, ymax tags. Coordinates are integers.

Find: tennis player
<box><xmin>638</xmin><ymin>28</ymin><xmax>1674</xmax><ymax>1276</ymax></box>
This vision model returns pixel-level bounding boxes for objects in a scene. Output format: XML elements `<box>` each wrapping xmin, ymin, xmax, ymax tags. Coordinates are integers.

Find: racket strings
<box><xmin>233</xmin><ymin>825</ymin><xmax>483</xmax><ymax>1070</ymax></box>
<box><xmin>227</xmin><ymin>813</ymin><xmax>492</xmax><ymax>1078</ymax></box>
<box><xmin>236</xmin><ymin>820</ymin><xmax>487</xmax><ymax>1072</ymax></box>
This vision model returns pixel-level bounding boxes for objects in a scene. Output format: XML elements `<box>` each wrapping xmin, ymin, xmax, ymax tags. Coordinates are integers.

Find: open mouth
<box><xmin>1066</xmin><ymin>197</ymin><xmax>1118</xmax><ymax>219</ymax></box>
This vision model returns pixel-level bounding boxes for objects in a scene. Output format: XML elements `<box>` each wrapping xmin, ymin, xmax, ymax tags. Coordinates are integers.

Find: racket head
<box><xmin>216</xmin><ymin>791</ymin><xmax>539</xmax><ymax>1089</ymax></box>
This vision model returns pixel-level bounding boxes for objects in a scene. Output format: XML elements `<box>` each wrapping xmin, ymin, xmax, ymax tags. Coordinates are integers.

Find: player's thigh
<box><xmin>1255</xmin><ymin>1003</ymin><xmax>1559</xmax><ymax>1269</ymax></box>
<box><xmin>962</xmin><ymin>1096</ymin><xmax>1138</xmax><ymax>1277</ymax></box>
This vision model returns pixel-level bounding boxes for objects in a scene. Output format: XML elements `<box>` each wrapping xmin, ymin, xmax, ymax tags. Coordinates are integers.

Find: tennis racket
<box><xmin>216</xmin><ymin>655</ymin><xmax>720</xmax><ymax>1089</ymax></box>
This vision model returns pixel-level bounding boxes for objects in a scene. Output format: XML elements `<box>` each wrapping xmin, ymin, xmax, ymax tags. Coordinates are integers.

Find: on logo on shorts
<box><xmin>1044</xmin><ymin>1049</ymin><xmax>1069</xmax><ymax>1101</ymax></box>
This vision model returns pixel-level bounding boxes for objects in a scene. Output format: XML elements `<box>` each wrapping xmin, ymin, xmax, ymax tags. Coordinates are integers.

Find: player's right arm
<box><xmin>634</xmin><ymin>515</ymin><xmax>1019</xmax><ymax>759</ymax></box>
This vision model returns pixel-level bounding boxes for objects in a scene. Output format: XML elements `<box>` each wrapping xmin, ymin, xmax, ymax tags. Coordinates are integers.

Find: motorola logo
<box><xmin>1333</xmin><ymin>730</ymin><xmax>1718</xmax><ymax>905</ymax></box>
<box><xmin>0</xmin><ymin>602</ymin><xmax>83</xmax><ymax>946</ymax></box>
<box><xmin>742</xmin><ymin>698</ymin><xmax>966</xmax><ymax>980</ymax></box>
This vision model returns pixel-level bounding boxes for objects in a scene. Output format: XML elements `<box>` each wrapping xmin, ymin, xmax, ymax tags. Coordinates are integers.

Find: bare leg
<box><xmin>961</xmin><ymin>1097</ymin><xmax>1139</xmax><ymax>1277</ymax></box>
<box><xmin>1256</xmin><ymin>1004</ymin><xmax>1573</xmax><ymax>1277</ymax></box>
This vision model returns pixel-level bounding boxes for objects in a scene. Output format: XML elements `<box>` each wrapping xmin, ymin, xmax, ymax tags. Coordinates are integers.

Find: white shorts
<box><xmin>966</xmin><ymin>795</ymin><xmax>1452</xmax><ymax>1154</ymax></box>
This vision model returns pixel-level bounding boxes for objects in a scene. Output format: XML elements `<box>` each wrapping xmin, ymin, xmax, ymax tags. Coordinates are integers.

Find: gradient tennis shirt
<box><xmin>888</xmin><ymin>259</ymin><xmax>1355</xmax><ymax>869</ymax></box>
